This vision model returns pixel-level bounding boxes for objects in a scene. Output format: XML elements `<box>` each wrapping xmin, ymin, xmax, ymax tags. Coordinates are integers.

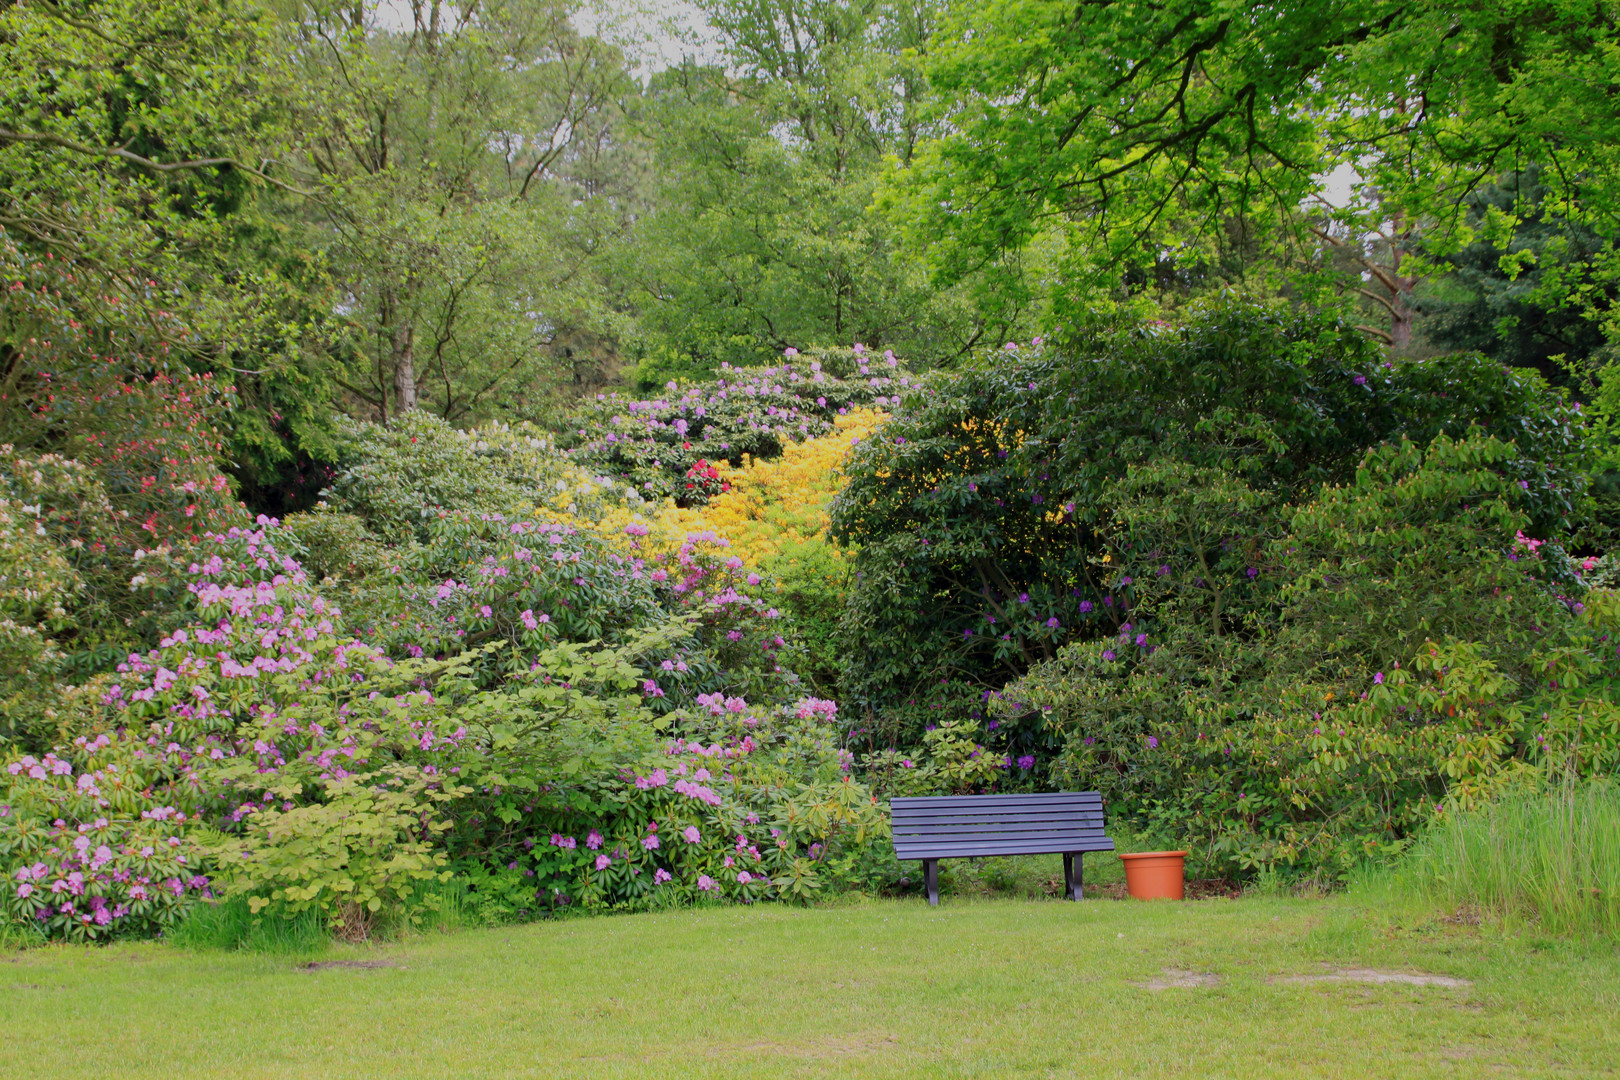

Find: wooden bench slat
<box><xmin>894</xmin><ymin>806</ymin><xmax>1108</xmax><ymax>816</ymax></box>
<box><xmin>892</xmin><ymin>794</ymin><xmax>1100</xmax><ymax>808</ymax></box>
<box><xmin>895</xmin><ymin>814</ymin><xmax>1099</xmax><ymax>825</ymax></box>
<box><xmin>893</xmin><ymin>811</ymin><xmax>1105</xmax><ymax>825</ymax></box>
<box><xmin>895</xmin><ymin>830</ymin><xmax>1108</xmax><ymax>842</ymax></box>
<box><xmin>895</xmin><ymin>840</ymin><xmax>1113</xmax><ymax>857</ymax></box>
<box><xmin>896</xmin><ymin>838</ymin><xmax>1116</xmax><ymax>858</ymax></box>
<box><xmin>896</xmin><ymin>837</ymin><xmax>1111</xmax><ymax>849</ymax></box>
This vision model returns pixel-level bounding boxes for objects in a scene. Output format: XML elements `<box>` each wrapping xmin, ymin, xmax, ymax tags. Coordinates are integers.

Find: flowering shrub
<box><xmin>561</xmin><ymin>347</ymin><xmax>912</xmax><ymax>505</ymax></box>
<box><xmin>291</xmin><ymin>509</ymin><xmax>801</xmax><ymax>713</ymax></box>
<box><xmin>623</xmin><ymin>529</ymin><xmax>805</xmax><ymax>711</ymax></box>
<box><xmin>0</xmin><ymin>735</ymin><xmax>217</xmax><ymax>941</ymax></box>
<box><xmin>1</xmin><ymin>515</ymin><xmax>895</xmax><ymax>940</ymax></box>
<box><xmin>344</xmin><ymin>512</ymin><xmax>663</xmax><ymax>667</ymax></box>
<box><xmin>0</xmin><ymin>370</ymin><xmax>245</xmax><ymax>688</ymax></box>
<box><xmin>0</xmin><ymin>522</ymin><xmax>459</xmax><ymax>939</ymax></box>
<box><xmin>1002</xmin><ymin>433</ymin><xmax>1620</xmax><ymax>876</ymax></box>
<box><xmin>488</xmin><ymin>690</ymin><xmax>889</xmax><ymax>912</ymax></box>
<box><xmin>682</xmin><ymin>459</ymin><xmax>728</xmax><ymax>500</ymax></box>
<box><xmin>667</xmin><ymin>409</ymin><xmax>887</xmax><ymax>693</ymax></box>
<box><xmin>0</xmin><ymin>452</ymin><xmax>98</xmax><ymax>744</ymax></box>
<box><xmin>672</xmin><ymin>408</ymin><xmax>886</xmax><ymax>566</ymax></box>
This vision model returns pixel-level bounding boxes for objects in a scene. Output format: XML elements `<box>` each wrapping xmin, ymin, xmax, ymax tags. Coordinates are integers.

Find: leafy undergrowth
<box><xmin>3</xmin><ymin>887</ymin><xmax>1618</xmax><ymax>1079</ymax></box>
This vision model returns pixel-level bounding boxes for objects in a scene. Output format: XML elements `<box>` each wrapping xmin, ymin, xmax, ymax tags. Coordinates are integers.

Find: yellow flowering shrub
<box><xmin>632</xmin><ymin>409</ymin><xmax>886</xmax><ymax>692</ymax></box>
<box><xmin>672</xmin><ymin>409</ymin><xmax>888</xmax><ymax>565</ymax></box>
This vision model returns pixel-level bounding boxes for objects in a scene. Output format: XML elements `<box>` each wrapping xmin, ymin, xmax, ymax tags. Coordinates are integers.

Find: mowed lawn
<box><xmin>3</xmin><ymin>884</ymin><xmax>1618</xmax><ymax>1079</ymax></box>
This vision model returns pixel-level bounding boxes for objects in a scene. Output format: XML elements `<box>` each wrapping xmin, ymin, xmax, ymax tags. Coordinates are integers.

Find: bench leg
<box><xmin>924</xmin><ymin>859</ymin><xmax>939</xmax><ymax>907</ymax></box>
<box><xmin>1063</xmin><ymin>853</ymin><xmax>1084</xmax><ymax>901</ymax></box>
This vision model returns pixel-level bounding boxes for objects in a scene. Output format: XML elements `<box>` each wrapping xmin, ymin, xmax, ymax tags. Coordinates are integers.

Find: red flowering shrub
<box><xmin>682</xmin><ymin>458</ymin><xmax>728</xmax><ymax>503</ymax></box>
<box><xmin>1</xmin><ymin>368</ymin><xmax>246</xmax><ymax>695</ymax></box>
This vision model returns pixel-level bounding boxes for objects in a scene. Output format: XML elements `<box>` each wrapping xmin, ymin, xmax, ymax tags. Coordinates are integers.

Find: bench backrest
<box><xmin>891</xmin><ymin>792</ymin><xmax>1113</xmax><ymax>860</ymax></box>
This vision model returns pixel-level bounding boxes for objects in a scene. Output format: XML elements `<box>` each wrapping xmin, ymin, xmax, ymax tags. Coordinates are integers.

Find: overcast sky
<box><xmin>575</xmin><ymin>0</ymin><xmax>721</xmax><ymax>73</ymax></box>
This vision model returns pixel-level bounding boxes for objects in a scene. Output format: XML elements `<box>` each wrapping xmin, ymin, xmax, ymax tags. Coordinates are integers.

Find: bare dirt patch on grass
<box><xmin>300</xmin><ymin>959</ymin><xmax>399</xmax><ymax>972</ymax></box>
<box><xmin>1133</xmin><ymin>967</ymin><xmax>1222</xmax><ymax>990</ymax></box>
<box><xmin>1270</xmin><ymin>967</ymin><xmax>1471</xmax><ymax>988</ymax></box>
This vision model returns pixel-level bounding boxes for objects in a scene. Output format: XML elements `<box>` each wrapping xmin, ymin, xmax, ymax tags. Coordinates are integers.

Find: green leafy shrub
<box><xmin>831</xmin><ymin>299</ymin><xmax>1592</xmax><ymax>742</ymax></box>
<box><xmin>862</xmin><ymin>720</ymin><xmax>1032</xmax><ymax>798</ymax></box>
<box><xmin>321</xmin><ymin>410</ymin><xmax>640</xmax><ymax>542</ymax></box>
<box><xmin>1003</xmin><ymin>433</ymin><xmax>1620</xmax><ymax>877</ymax></box>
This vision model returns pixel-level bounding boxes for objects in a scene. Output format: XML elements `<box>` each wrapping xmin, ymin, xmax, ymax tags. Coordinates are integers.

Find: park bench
<box><xmin>891</xmin><ymin>792</ymin><xmax>1114</xmax><ymax>906</ymax></box>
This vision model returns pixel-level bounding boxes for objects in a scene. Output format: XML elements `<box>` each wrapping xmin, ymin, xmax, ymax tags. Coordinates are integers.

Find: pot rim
<box><xmin>1117</xmin><ymin>850</ymin><xmax>1188</xmax><ymax>860</ymax></box>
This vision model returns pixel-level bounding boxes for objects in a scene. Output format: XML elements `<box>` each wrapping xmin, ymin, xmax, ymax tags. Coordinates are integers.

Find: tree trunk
<box><xmin>1389</xmin><ymin>295</ymin><xmax>1414</xmax><ymax>350</ymax></box>
<box><xmin>392</xmin><ymin>318</ymin><xmax>417</xmax><ymax>415</ymax></box>
<box><xmin>1384</xmin><ymin>227</ymin><xmax>1418</xmax><ymax>352</ymax></box>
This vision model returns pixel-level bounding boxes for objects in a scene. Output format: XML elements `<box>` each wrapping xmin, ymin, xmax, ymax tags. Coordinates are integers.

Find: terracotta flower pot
<box><xmin>1119</xmin><ymin>851</ymin><xmax>1188</xmax><ymax>900</ymax></box>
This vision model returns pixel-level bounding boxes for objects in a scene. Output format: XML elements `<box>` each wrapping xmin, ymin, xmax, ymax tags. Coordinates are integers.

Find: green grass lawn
<box><xmin>3</xmin><ymin>862</ymin><xmax>1618</xmax><ymax>1079</ymax></box>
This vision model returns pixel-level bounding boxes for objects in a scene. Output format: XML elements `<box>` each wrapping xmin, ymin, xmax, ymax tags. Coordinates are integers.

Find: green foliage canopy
<box><xmin>897</xmin><ymin>0</ymin><xmax>1620</xmax><ymax>330</ymax></box>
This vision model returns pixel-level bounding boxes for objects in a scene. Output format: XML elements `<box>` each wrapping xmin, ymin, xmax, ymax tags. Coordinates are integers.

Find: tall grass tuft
<box><xmin>1380</xmin><ymin>779</ymin><xmax>1620</xmax><ymax>938</ymax></box>
<box><xmin>166</xmin><ymin>897</ymin><xmax>329</xmax><ymax>954</ymax></box>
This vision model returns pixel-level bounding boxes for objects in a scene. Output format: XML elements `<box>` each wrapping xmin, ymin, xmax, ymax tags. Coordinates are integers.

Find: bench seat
<box><xmin>891</xmin><ymin>792</ymin><xmax>1114</xmax><ymax>905</ymax></box>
